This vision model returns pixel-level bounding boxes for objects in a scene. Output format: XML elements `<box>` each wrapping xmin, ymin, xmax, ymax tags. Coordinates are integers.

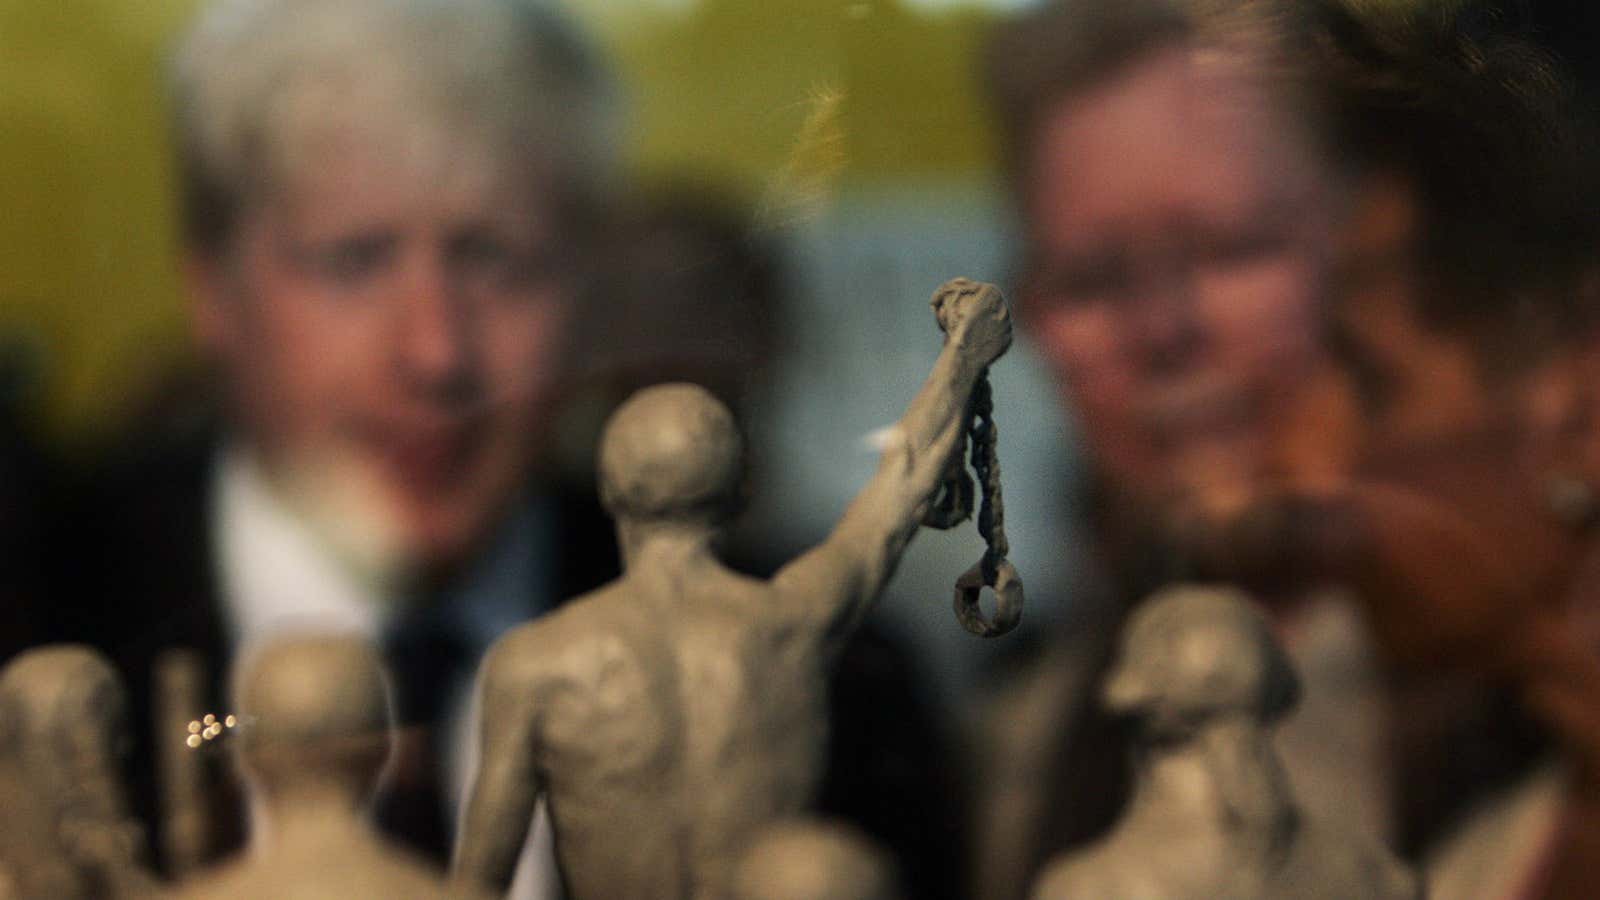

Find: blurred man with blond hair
<box><xmin>72</xmin><ymin>0</ymin><xmax>618</xmax><ymax>884</ymax></box>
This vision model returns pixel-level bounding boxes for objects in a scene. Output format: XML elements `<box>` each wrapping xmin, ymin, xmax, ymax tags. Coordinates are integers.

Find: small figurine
<box><xmin>0</xmin><ymin>681</ymin><xmax>83</xmax><ymax>899</ymax></box>
<box><xmin>452</xmin><ymin>277</ymin><xmax>1014</xmax><ymax>898</ymax></box>
<box><xmin>0</xmin><ymin>645</ymin><xmax>160</xmax><ymax>899</ymax></box>
<box><xmin>730</xmin><ymin>819</ymin><xmax>903</xmax><ymax>900</ymax></box>
<box><xmin>175</xmin><ymin>635</ymin><xmax>487</xmax><ymax>900</ymax></box>
<box><xmin>1030</xmin><ymin>586</ymin><xmax>1419</xmax><ymax>900</ymax></box>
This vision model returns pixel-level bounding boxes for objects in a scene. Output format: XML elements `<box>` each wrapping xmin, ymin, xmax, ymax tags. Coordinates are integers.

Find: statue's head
<box><xmin>1103</xmin><ymin>585</ymin><xmax>1299</xmax><ymax>736</ymax></box>
<box><xmin>231</xmin><ymin>634</ymin><xmax>393</xmax><ymax>801</ymax></box>
<box><xmin>0</xmin><ymin>645</ymin><xmax>143</xmax><ymax>865</ymax></box>
<box><xmin>598</xmin><ymin>383</ymin><xmax>746</xmax><ymax>527</ymax></box>
<box><xmin>0</xmin><ymin>646</ymin><xmax>130</xmax><ymax>798</ymax></box>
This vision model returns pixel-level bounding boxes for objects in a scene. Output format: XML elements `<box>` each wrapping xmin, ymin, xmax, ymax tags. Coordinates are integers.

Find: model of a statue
<box><xmin>0</xmin><ymin>645</ymin><xmax>159</xmax><ymax>899</ymax></box>
<box><xmin>1030</xmin><ymin>586</ymin><xmax>1419</xmax><ymax>900</ymax></box>
<box><xmin>451</xmin><ymin>277</ymin><xmax>1013</xmax><ymax>898</ymax></box>
<box><xmin>730</xmin><ymin>819</ymin><xmax>903</xmax><ymax>900</ymax></box>
<box><xmin>0</xmin><ymin>682</ymin><xmax>83</xmax><ymax>899</ymax></box>
<box><xmin>175</xmin><ymin>635</ymin><xmax>487</xmax><ymax>900</ymax></box>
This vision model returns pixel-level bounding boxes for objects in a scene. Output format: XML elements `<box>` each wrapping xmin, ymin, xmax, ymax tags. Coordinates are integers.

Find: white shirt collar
<box><xmin>210</xmin><ymin>445</ymin><xmax>549</xmax><ymax>655</ymax></box>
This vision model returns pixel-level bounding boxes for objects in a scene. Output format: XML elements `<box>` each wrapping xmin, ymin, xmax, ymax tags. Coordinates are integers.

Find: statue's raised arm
<box><xmin>774</xmin><ymin>277</ymin><xmax>1013</xmax><ymax>649</ymax></box>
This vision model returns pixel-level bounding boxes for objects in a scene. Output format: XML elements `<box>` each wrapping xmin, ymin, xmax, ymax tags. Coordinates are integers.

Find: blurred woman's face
<box><xmin>1022</xmin><ymin>44</ymin><xmax>1346</xmax><ymax>525</ymax></box>
<box><xmin>192</xmin><ymin>124</ymin><xmax>572</xmax><ymax>575</ymax></box>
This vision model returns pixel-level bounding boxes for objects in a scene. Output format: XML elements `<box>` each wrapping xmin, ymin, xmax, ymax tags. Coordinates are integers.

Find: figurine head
<box><xmin>231</xmin><ymin>634</ymin><xmax>393</xmax><ymax>804</ymax></box>
<box><xmin>598</xmin><ymin>383</ymin><xmax>746</xmax><ymax>527</ymax></box>
<box><xmin>0</xmin><ymin>646</ymin><xmax>131</xmax><ymax>802</ymax></box>
<box><xmin>172</xmin><ymin>0</ymin><xmax>614</xmax><ymax>577</ymax></box>
<box><xmin>1103</xmin><ymin>585</ymin><xmax>1299</xmax><ymax>736</ymax></box>
<box><xmin>731</xmin><ymin>820</ymin><xmax>902</xmax><ymax>900</ymax></box>
<box><xmin>0</xmin><ymin>645</ymin><xmax>142</xmax><ymax>864</ymax></box>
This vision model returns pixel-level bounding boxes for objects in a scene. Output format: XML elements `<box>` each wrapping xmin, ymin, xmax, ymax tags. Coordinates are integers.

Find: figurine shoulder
<box><xmin>482</xmin><ymin>587</ymin><xmax>630</xmax><ymax>688</ymax></box>
<box><xmin>1290</xmin><ymin>821</ymin><xmax>1421</xmax><ymax>900</ymax></box>
<box><xmin>1031</xmin><ymin>854</ymin><xmax>1115</xmax><ymax>900</ymax></box>
<box><xmin>171</xmin><ymin>858</ymin><xmax>259</xmax><ymax>900</ymax></box>
<box><xmin>1030</xmin><ymin>840</ymin><xmax>1161</xmax><ymax>900</ymax></box>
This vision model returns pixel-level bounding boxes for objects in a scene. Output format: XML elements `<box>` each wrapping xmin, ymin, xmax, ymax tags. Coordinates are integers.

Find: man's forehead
<box><xmin>322</xmin><ymin>129</ymin><xmax>510</xmax><ymax>189</ymax></box>
<box><xmin>256</xmin><ymin>162</ymin><xmax>547</xmax><ymax>253</ymax></box>
<box><xmin>1027</xmin><ymin>47</ymin><xmax>1319</xmax><ymax>236</ymax></box>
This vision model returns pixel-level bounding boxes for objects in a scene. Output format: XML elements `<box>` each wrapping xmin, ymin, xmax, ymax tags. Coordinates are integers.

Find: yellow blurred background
<box><xmin>0</xmin><ymin>0</ymin><xmax>1005</xmax><ymax>445</ymax></box>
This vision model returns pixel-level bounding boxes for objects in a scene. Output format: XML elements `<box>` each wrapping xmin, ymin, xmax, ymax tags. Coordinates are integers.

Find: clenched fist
<box><xmin>932</xmin><ymin>277</ymin><xmax>1013</xmax><ymax>368</ymax></box>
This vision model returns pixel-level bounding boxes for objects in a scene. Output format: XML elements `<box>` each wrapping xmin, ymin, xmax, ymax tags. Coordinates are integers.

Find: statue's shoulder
<box><xmin>364</xmin><ymin>834</ymin><xmax>479</xmax><ymax>899</ymax></box>
<box><xmin>1031</xmin><ymin>836</ymin><xmax>1160</xmax><ymax>900</ymax></box>
<box><xmin>171</xmin><ymin>858</ymin><xmax>261</xmax><ymax>900</ymax></box>
<box><xmin>486</xmin><ymin>584</ymin><xmax>635</xmax><ymax>685</ymax></box>
<box><xmin>1289</xmin><ymin>820</ymin><xmax>1420</xmax><ymax>900</ymax></box>
<box><xmin>1031</xmin><ymin>854</ymin><xmax>1110</xmax><ymax>900</ymax></box>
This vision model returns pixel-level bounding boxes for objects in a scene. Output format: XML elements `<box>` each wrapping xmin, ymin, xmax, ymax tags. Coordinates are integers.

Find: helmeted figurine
<box><xmin>0</xmin><ymin>645</ymin><xmax>159</xmax><ymax>899</ymax></box>
<box><xmin>1031</xmin><ymin>586</ymin><xmax>1419</xmax><ymax>900</ymax></box>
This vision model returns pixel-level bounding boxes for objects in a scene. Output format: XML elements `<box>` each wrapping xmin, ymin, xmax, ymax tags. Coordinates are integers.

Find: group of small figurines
<box><xmin>0</xmin><ymin>281</ymin><xmax>1422</xmax><ymax>899</ymax></box>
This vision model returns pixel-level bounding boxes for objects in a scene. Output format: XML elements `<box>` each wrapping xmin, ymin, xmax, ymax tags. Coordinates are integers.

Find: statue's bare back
<box><xmin>491</xmin><ymin>563</ymin><xmax>835</xmax><ymax>898</ymax></box>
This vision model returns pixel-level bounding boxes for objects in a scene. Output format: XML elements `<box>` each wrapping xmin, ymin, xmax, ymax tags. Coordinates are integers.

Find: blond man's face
<box><xmin>194</xmin><ymin>127</ymin><xmax>572</xmax><ymax>573</ymax></box>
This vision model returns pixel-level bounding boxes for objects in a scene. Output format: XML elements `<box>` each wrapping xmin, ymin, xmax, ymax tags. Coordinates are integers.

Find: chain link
<box><xmin>924</xmin><ymin>369</ymin><xmax>1024</xmax><ymax>636</ymax></box>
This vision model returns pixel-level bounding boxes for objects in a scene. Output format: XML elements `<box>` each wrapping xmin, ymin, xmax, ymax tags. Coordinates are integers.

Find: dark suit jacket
<box><xmin>0</xmin><ymin>379</ymin><xmax>58</xmax><ymax>665</ymax></box>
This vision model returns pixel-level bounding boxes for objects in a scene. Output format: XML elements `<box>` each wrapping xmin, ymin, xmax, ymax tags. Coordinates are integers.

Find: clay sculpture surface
<box><xmin>453</xmin><ymin>278</ymin><xmax>1013</xmax><ymax>899</ymax></box>
<box><xmin>1030</xmin><ymin>586</ymin><xmax>1419</xmax><ymax>900</ymax></box>
<box><xmin>175</xmin><ymin>635</ymin><xmax>487</xmax><ymax>900</ymax></box>
<box><xmin>0</xmin><ymin>645</ymin><xmax>159</xmax><ymax>899</ymax></box>
<box><xmin>730</xmin><ymin>818</ymin><xmax>903</xmax><ymax>900</ymax></box>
